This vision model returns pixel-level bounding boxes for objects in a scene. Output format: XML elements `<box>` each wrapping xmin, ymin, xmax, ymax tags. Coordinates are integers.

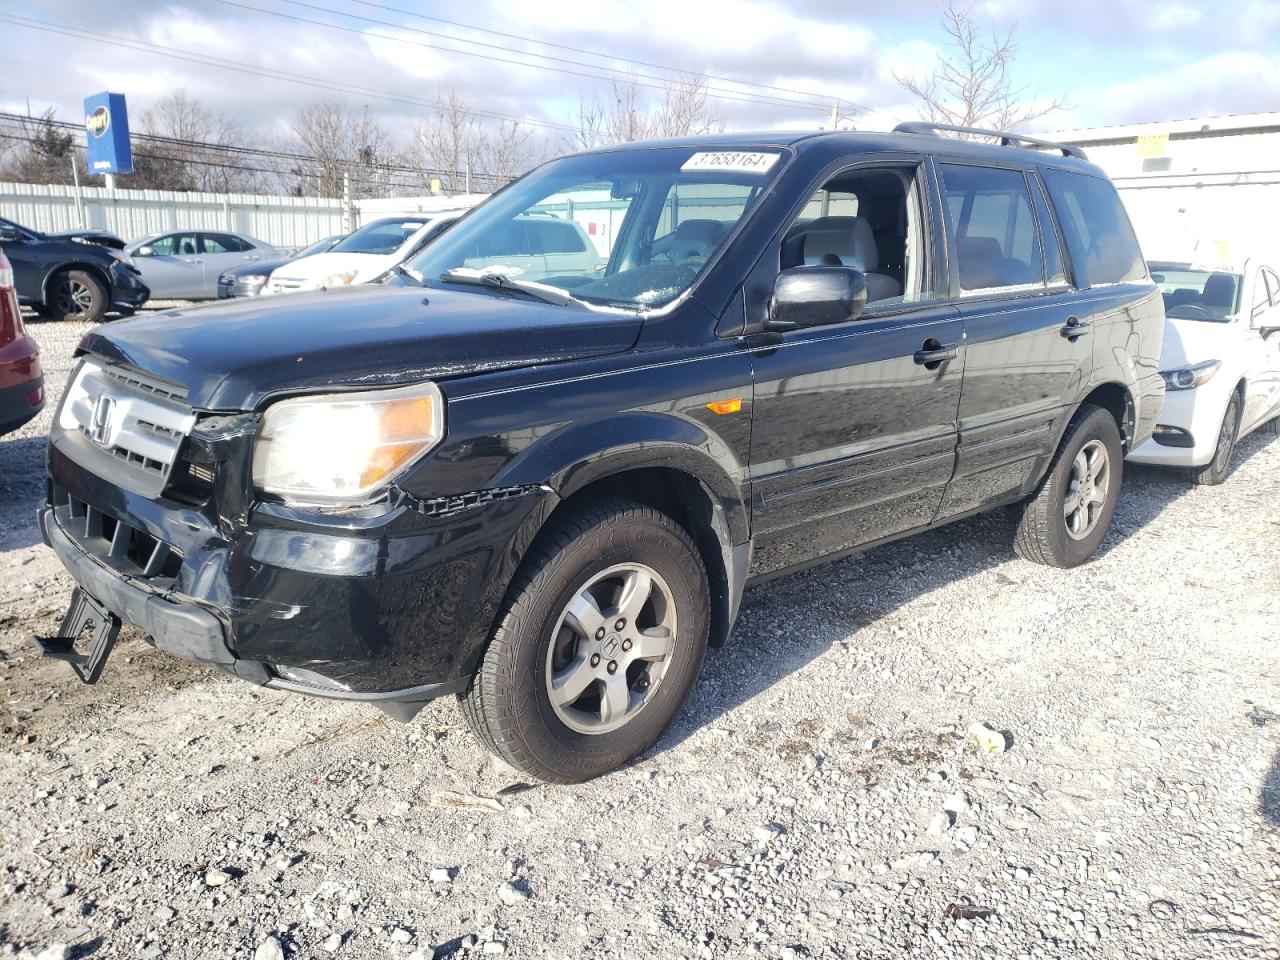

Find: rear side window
<box><xmin>939</xmin><ymin>164</ymin><xmax>1044</xmax><ymax>292</ymax></box>
<box><xmin>1042</xmin><ymin>170</ymin><xmax>1147</xmax><ymax>286</ymax></box>
<box><xmin>534</xmin><ymin>220</ymin><xmax>591</xmax><ymax>254</ymax></box>
<box><xmin>201</xmin><ymin>233</ymin><xmax>251</xmax><ymax>254</ymax></box>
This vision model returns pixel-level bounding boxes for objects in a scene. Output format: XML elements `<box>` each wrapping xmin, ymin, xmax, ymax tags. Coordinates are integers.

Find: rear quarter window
<box><xmin>1042</xmin><ymin>170</ymin><xmax>1147</xmax><ymax>286</ymax></box>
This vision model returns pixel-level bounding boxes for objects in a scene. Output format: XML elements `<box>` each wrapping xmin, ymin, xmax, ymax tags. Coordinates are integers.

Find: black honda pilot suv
<box><xmin>36</xmin><ymin>125</ymin><xmax>1164</xmax><ymax>782</ymax></box>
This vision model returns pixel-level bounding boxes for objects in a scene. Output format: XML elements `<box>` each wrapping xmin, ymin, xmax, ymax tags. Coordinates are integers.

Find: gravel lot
<box><xmin>2</xmin><ymin>311</ymin><xmax>1279</xmax><ymax>960</ymax></box>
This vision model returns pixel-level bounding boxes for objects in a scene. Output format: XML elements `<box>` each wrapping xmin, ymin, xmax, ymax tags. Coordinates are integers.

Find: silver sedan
<box><xmin>126</xmin><ymin>230</ymin><xmax>278</xmax><ymax>300</ymax></box>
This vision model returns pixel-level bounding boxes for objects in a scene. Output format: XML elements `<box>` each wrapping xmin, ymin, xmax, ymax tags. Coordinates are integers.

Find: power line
<box><xmin>238</xmin><ymin>0</ymin><xmax>835</xmax><ymax>113</ymax></box>
<box><xmin>0</xmin><ymin>119</ymin><xmax>505</xmax><ymax>192</ymax></box>
<box><xmin>0</xmin><ymin>13</ymin><xmax>579</xmax><ymax>135</ymax></box>
<box><xmin>343</xmin><ymin>0</ymin><xmax>860</xmax><ymax>108</ymax></box>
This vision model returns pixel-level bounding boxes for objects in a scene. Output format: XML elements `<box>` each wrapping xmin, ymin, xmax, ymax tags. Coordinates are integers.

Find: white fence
<box><xmin>0</xmin><ymin>181</ymin><xmax>348</xmax><ymax>248</ymax></box>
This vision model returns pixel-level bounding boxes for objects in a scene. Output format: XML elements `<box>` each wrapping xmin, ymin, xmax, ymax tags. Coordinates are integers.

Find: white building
<box><xmin>1045</xmin><ymin>112</ymin><xmax>1280</xmax><ymax>259</ymax></box>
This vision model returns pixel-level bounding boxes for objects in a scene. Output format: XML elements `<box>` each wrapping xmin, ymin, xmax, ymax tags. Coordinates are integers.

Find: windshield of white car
<box><xmin>403</xmin><ymin>146</ymin><xmax>783</xmax><ymax>310</ymax></box>
<box><xmin>293</xmin><ymin>235</ymin><xmax>342</xmax><ymax>259</ymax></box>
<box><xmin>331</xmin><ymin>219</ymin><xmax>427</xmax><ymax>255</ymax></box>
<box><xmin>1149</xmin><ymin>262</ymin><xmax>1241</xmax><ymax>322</ymax></box>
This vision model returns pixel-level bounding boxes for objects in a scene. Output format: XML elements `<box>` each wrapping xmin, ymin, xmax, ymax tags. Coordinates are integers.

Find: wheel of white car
<box><xmin>1192</xmin><ymin>391</ymin><xmax>1242</xmax><ymax>486</ymax></box>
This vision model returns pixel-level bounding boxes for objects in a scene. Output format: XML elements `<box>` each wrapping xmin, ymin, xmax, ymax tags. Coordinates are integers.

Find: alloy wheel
<box><xmin>544</xmin><ymin>563</ymin><xmax>677</xmax><ymax>735</ymax></box>
<box><xmin>1063</xmin><ymin>439</ymin><xmax>1110</xmax><ymax>540</ymax></box>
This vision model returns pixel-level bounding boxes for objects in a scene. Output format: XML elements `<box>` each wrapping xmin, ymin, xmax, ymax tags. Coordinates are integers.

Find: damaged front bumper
<box><xmin>38</xmin><ymin>437</ymin><xmax>558</xmax><ymax>721</ymax></box>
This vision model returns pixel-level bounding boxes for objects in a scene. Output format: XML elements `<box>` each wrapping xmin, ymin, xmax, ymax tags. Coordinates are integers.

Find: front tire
<box><xmin>1192</xmin><ymin>392</ymin><xmax>1241</xmax><ymax>486</ymax></box>
<box><xmin>48</xmin><ymin>269</ymin><xmax>107</xmax><ymax>323</ymax></box>
<box><xmin>1013</xmin><ymin>404</ymin><xmax>1124</xmax><ymax>568</ymax></box>
<box><xmin>460</xmin><ymin>498</ymin><xmax>710</xmax><ymax>783</ymax></box>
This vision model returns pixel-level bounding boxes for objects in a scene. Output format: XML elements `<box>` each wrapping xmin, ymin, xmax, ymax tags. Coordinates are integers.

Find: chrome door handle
<box><xmin>913</xmin><ymin>339</ymin><xmax>958</xmax><ymax>366</ymax></box>
<box><xmin>1060</xmin><ymin>316</ymin><xmax>1091</xmax><ymax>339</ymax></box>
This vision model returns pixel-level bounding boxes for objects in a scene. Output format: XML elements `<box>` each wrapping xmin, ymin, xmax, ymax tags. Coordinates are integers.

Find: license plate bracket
<box><xmin>33</xmin><ymin>588</ymin><xmax>122</xmax><ymax>684</ymax></box>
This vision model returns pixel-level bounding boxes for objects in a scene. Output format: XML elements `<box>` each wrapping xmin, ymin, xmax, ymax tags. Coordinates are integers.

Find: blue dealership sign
<box><xmin>83</xmin><ymin>92</ymin><xmax>133</xmax><ymax>175</ymax></box>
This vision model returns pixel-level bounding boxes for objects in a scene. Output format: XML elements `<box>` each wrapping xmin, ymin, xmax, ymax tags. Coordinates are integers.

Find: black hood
<box><xmin>48</xmin><ymin>229</ymin><xmax>126</xmax><ymax>250</ymax></box>
<box><xmin>79</xmin><ymin>285</ymin><xmax>642</xmax><ymax>410</ymax></box>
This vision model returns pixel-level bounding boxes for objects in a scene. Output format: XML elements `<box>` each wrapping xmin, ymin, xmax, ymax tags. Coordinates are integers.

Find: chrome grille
<box><xmin>57</xmin><ymin>359</ymin><xmax>196</xmax><ymax>489</ymax></box>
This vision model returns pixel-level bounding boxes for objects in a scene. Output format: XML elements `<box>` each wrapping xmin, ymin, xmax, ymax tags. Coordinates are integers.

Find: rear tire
<box><xmin>48</xmin><ymin>269</ymin><xmax>107</xmax><ymax>323</ymax></box>
<box><xmin>460</xmin><ymin>498</ymin><xmax>710</xmax><ymax>783</ymax></box>
<box><xmin>1013</xmin><ymin>404</ymin><xmax>1124</xmax><ymax>568</ymax></box>
<box><xmin>1192</xmin><ymin>393</ymin><xmax>1241</xmax><ymax>486</ymax></box>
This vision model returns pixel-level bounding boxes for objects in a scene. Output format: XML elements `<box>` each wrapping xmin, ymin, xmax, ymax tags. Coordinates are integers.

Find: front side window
<box><xmin>779</xmin><ymin>166</ymin><xmax>932</xmax><ymax>308</ymax></box>
<box><xmin>333</xmin><ymin>219</ymin><xmax>428</xmax><ymax>255</ymax></box>
<box><xmin>404</xmin><ymin>147</ymin><xmax>781</xmax><ymax>310</ymax></box>
<box><xmin>1042</xmin><ymin>170</ymin><xmax>1147</xmax><ymax>286</ymax></box>
<box><xmin>1148</xmin><ymin>262</ymin><xmax>1240</xmax><ymax>322</ymax></box>
<box><xmin>940</xmin><ymin>164</ymin><xmax>1044</xmax><ymax>293</ymax></box>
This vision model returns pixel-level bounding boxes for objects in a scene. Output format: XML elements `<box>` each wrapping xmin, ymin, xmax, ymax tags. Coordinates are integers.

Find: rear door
<box><xmin>934</xmin><ymin>161</ymin><xmax>1090</xmax><ymax>519</ymax></box>
<box><xmin>198</xmin><ymin>233</ymin><xmax>260</xmax><ymax>297</ymax></box>
<box><xmin>746</xmin><ymin>157</ymin><xmax>964</xmax><ymax>578</ymax></box>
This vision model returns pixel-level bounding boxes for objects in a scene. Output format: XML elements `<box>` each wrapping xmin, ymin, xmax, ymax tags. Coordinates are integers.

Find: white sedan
<box><xmin>262</xmin><ymin>211</ymin><xmax>468</xmax><ymax>295</ymax></box>
<box><xmin>1128</xmin><ymin>255</ymin><xmax>1280</xmax><ymax>484</ymax></box>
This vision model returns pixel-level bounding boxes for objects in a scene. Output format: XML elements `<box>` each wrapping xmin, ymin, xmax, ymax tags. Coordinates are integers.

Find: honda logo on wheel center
<box><xmin>601</xmin><ymin>634</ymin><xmax>620</xmax><ymax>658</ymax></box>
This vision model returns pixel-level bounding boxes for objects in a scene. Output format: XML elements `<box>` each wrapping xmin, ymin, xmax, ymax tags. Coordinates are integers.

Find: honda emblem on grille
<box><xmin>90</xmin><ymin>395</ymin><xmax>116</xmax><ymax>446</ymax></box>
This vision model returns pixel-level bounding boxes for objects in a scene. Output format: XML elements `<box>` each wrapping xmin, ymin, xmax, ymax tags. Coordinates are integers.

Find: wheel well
<box><xmin>42</xmin><ymin>262</ymin><xmax>111</xmax><ymax>303</ymax></box>
<box><xmin>1081</xmin><ymin>383</ymin><xmax>1135</xmax><ymax>449</ymax></box>
<box><xmin>549</xmin><ymin>468</ymin><xmax>733</xmax><ymax>648</ymax></box>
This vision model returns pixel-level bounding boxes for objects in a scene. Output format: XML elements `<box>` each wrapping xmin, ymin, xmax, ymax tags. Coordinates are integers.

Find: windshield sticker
<box><xmin>681</xmin><ymin>151</ymin><xmax>779</xmax><ymax>175</ymax></box>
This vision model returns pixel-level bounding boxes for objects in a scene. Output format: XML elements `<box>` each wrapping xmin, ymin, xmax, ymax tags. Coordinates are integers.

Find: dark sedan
<box><xmin>0</xmin><ymin>217</ymin><xmax>149</xmax><ymax>322</ymax></box>
<box><xmin>217</xmin><ymin>234</ymin><xmax>345</xmax><ymax>299</ymax></box>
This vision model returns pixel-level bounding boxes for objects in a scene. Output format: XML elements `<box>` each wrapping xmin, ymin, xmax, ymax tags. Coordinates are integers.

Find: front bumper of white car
<box><xmin>1128</xmin><ymin>377</ymin><xmax>1234</xmax><ymax>468</ymax></box>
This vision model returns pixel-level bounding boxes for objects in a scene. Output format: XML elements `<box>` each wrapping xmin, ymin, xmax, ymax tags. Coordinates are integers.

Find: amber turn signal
<box><xmin>705</xmin><ymin>397</ymin><xmax>742</xmax><ymax>415</ymax></box>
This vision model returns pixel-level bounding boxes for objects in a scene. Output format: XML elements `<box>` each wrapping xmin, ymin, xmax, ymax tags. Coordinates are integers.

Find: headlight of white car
<box><xmin>319</xmin><ymin>270</ymin><xmax>359</xmax><ymax>288</ymax></box>
<box><xmin>252</xmin><ymin>382</ymin><xmax>445</xmax><ymax>504</ymax></box>
<box><xmin>1160</xmin><ymin>359</ymin><xmax>1221</xmax><ymax>391</ymax></box>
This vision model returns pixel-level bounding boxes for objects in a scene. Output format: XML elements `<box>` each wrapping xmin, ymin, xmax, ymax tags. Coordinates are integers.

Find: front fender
<box><xmin>488</xmin><ymin>410</ymin><xmax>751</xmax><ymax>546</ymax></box>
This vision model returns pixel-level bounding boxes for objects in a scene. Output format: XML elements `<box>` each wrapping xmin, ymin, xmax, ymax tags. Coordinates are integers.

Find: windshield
<box><xmin>332</xmin><ymin>219</ymin><xmax>427</xmax><ymax>255</ymax></box>
<box><xmin>403</xmin><ymin>146</ymin><xmax>782</xmax><ymax>310</ymax></box>
<box><xmin>1149</xmin><ymin>261</ymin><xmax>1241</xmax><ymax>322</ymax></box>
<box><xmin>293</xmin><ymin>235</ymin><xmax>341</xmax><ymax>259</ymax></box>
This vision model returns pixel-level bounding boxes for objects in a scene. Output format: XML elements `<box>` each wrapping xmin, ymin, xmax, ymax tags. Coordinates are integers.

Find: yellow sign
<box><xmin>1136</xmin><ymin>133</ymin><xmax>1168</xmax><ymax>158</ymax></box>
<box><xmin>429</xmin><ymin>178</ymin><xmax>441</xmax><ymax>195</ymax></box>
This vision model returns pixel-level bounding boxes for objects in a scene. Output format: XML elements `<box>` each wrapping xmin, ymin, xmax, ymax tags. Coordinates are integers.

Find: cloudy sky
<box><xmin>2</xmin><ymin>0</ymin><xmax>1279</xmax><ymax>145</ymax></box>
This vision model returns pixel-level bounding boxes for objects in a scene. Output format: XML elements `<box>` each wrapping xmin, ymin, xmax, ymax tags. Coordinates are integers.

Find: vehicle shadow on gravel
<box><xmin>1263</xmin><ymin>750</ymin><xmax>1280</xmax><ymax>827</ymax></box>
<box><xmin>0</xmin><ymin>436</ymin><xmax>49</xmax><ymax>552</ymax></box>
<box><xmin>653</xmin><ymin>465</ymin><xmax>1193</xmax><ymax>759</ymax></box>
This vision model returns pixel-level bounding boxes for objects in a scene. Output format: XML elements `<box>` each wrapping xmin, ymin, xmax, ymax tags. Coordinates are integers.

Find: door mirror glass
<box><xmin>136</xmin><ymin>245</ymin><xmax>154</xmax><ymax>257</ymax></box>
<box><xmin>771</xmin><ymin>265</ymin><xmax>867</xmax><ymax>328</ymax></box>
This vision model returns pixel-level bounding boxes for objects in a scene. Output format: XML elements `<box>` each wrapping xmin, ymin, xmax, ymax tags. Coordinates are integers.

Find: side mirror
<box><xmin>0</xmin><ymin>225</ymin><xmax>21</xmax><ymax>242</ymax></box>
<box><xmin>136</xmin><ymin>245</ymin><xmax>154</xmax><ymax>257</ymax></box>
<box><xmin>769</xmin><ymin>265</ymin><xmax>867</xmax><ymax>330</ymax></box>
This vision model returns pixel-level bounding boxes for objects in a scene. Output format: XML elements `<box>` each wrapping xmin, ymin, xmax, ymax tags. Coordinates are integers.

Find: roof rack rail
<box><xmin>891</xmin><ymin>121</ymin><xmax>1088</xmax><ymax>160</ymax></box>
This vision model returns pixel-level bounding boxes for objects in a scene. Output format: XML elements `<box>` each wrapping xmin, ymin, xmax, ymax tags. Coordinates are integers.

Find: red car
<box><xmin>0</xmin><ymin>248</ymin><xmax>43</xmax><ymax>435</ymax></box>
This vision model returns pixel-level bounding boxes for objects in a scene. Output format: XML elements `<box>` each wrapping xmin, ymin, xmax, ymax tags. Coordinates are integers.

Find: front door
<box><xmin>136</xmin><ymin>233</ymin><xmax>205</xmax><ymax>299</ymax></box>
<box><xmin>745</xmin><ymin>160</ymin><xmax>963</xmax><ymax>578</ymax></box>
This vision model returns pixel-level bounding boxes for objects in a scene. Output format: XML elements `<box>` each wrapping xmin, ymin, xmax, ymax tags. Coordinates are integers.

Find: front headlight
<box><xmin>319</xmin><ymin>270</ymin><xmax>359</xmax><ymax>288</ymax></box>
<box><xmin>109</xmin><ymin>250</ymin><xmax>136</xmax><ymax>268</ymax></box>
<box><xmin>252</xmin><ymin>382</ymin><xmax>445</xmax><ymax>504</ymax></box>
<box><xmin>239</xmin><ymin>274</ymin><xmax>268</xmax><ymax>287</ymax></box>
<box><xmin>1160</xmin><ymin>360</ymin><xmax>1221</xmax><ymax>391</ymax></box>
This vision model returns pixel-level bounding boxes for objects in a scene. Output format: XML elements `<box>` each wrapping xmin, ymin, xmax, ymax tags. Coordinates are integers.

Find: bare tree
<box><xmin>288</xmin><ymin>99</ymin><xmax>397</xmax><ymax>198</ymax></box>
<box><xmin>412</xmin><ymin>89</ymin><xmax>545</xmax><ymax>194</ymax></box>
<box><xmin>133</xmin><ymin>89</ymin><xmax>260</xmax><ymax>193</ymax></box>
<box><xmin>573</xmin><ymin>74</ymin><xmax>723</xmax><ymax>149</ymax></box>
<box><xmin>894</xmin><ymin>1</ymin><xmax>1066</xmax><ymax>133</ymax></box>
<box><xmin>0</xmin><ymin>106</ymin><xmax>76</xmax><ymax>185</ymax></box>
